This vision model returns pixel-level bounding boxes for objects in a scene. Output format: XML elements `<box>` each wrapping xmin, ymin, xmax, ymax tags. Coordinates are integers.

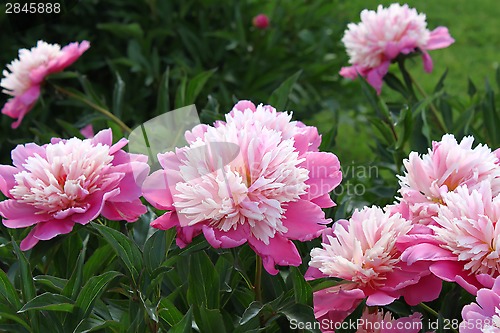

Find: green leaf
<box><xmin>143</xmin><ymin>230</ymin><xmax>167</xmax><ymax>274</ymax></box>
<box><xmin>0</xmin><ymin>312</ymin><xmax>32</xmax><ymax>332</ymax></box>
<box><xmin>63</xmin><ymin>247</ymin><xmax>86</xmax><ymax>299</ymax></box>
<box><xmin>185</xmin><ymin>69</ymin><xmax>216</xmax><ymax>105</ymax></box>
<box><xmin>92</xmin><ymin>223</ymin><xmax>143</xmax><ymax>282</ymax></box>
<box><xmin>395</xmin><ymin>107</ymin><xmax>413</xmax><ymax>150</ymax></box>
<box><xmin>467</xmin><ymin>78</ymin><xmax>477</xmax><ymax>98</ymax></box>
<box><xmin>55</xmin><ymin>119</ymin><xmax>85</xmax><ymax>139</ymax></box>
<box><xmin>112</xmin><ymin>71</ymin><xmax>125</xmax><ymax>118</ymax></box>
<box><xmin>174</xmin><ymin>76</ymin><xmax>188</xmax><ymax>109</ymax></box>
<box><xmin>73</xmin><ymin>318</ymin><xmax>125</xmax><ymax>333</ymax></box>
<box><xmin>33</xmin><ymin>275</ymin><xmax>67</xmax><ymax>293</ymax></box>
<box><xmin>383</xmin><ymin>73</ymin><xmax>409</xmax><ymax>98</ymax></box>
<box><xmin>268</xmin><ymin>70</ymin><xmax>302</xmax><ymax>111</ymax></box>
<box><xmin>168</xmin><ymin>308</ymin><xmax>193</xmax><ymax>333</ymax></box>
<box><xmin>193</xmin><ymin>306</ymin><xmax>227</xmax><ymax>333</ymax></box>
<box><xmin>12</xmin><ymin>241</ymin><xmax>35</xmax><ymax>303</ymax></box>
<box><xmin>158</xmin><ymin>298</ymin><xmax>184</xmax><ymax>327</ymax></box>
<box><xmin>156</xmin><ymin>68</ymin><xmax>170</xmax><ymax>115</ymax></box>
<box><xmin>97</xmin><ymin>23</ymin><xmax>144</xmax><ymax>39</ymax></box>
<box><xmin>187</xmin><ymin>252</ymin><xmax>220</xmax><ymax>309</ymax></box>
<box><xmin>239</xmin><ymin>301</ymin><xmax>264</xmax><ymax>325</ymax></box>
<box><xmin>18</xmin><ymin>293</ymin><xmax>74</xmax><ymax>313</ymax></box>
<box><xmin>433</xmin><ymin>69</ymin><xmax>448</xmax><ymax>93</ymax></box>
<box><xmin>290</xmin><ymin>267</ymin><xmax>312</xmax><ymax>305</ymax></box>
<box><xmin>0</xmin><ymin>269</ymin><xmax>21</xmax><ymax>310</ymax></box>
<box><xmin>75</xmin><ymin>271</ymin><xmax>121</xmax><ymax>319</ymax></box>
<box><xmin>83</xmin><ymin>244</ymin><xmax>114</xmax><ymax>281</ymax></box>
<box><xmin>279</xmin><ymin>303</ymin><xmax>317</xmax><ymax>329</ymax></box>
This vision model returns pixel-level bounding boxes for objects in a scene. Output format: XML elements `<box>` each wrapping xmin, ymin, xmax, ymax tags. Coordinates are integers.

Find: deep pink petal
<box><xmin>30</xmin><ymin>219</ymin><xmax>74</xmax><ymax>240</ymax></box>
<box><xmin>20</xmin><ymin>228</ymin><xmax>40</xmax><ymax>251</ymax></box>
<box><xmin>282</xmin><ymin>199</ymin><xmax>329</xmax><ymax>241</ymax></box>
<box><xmin>70</xmin><ymin>189</ymin><xmax>119</xmax><ymax>225</ymax></box>
<box><xmin>366</xmin><ymin>291</ymin><xmax>397</xmax><ymax>306</ymax></box>
<box><xmin>2</xmin><ymin>85</ymin><xmax>41</xmax><ymax>129</ymax></box>
<box><xmin>202</xmin><ymin>225</ymin><xmax>248</xmax><ymax>248</ymax></box>
<box><xmin>311</xmin><ymin>193</ymin><xmax>335</xmax><ymax>208</ymax></box>
<box><xmin>301</xmin><ymin>152</ymin><xmax>342</xmax><ymax>200</ymax></box>
<box><xmin>312</xmin><ymin>284</ymin><xmax>364</xmax><ymax>321</ymax></box>
<box><xmin>401</xmin><ymin>274</ymin><xmax>442</xmax><ymax>305</ymax></box>
<box><xmin>366</xmin><ymin>61</ymin><xmax>390</xmax><ymax>94</ymax></box>
<box><xmin>150</xmin><ymin>211</ymin><xmax>179</xmax><ymax>230</ymax></box>
<box><xmin>101</xmin><ymin>199</ymin><xmax>147</xmax><ymax>222</ymax></box>
<box><xmin>248</xmin><ymin>234</ymin><xmax>301</xmax><ymax>275</ymax></box>
<box><xmin>0</xmin><ymin>200</ymin><xmax>51</xmax><ymax>228</ymax></box>
<box><xmin>142</xmin><ymin>170</ymin><xmax>174</xmax><ymax>210</ymax></box>
<box><xmin>421</xmin><ymin>51</ymin><xmax>433</xmax><ymax>73</ymax></box>
<box><xmin>401</xmin><ymin>243</ymin><xmax>454</xmax><ymax>265</ymax></box>
<box><xmin>108</xmin><ymin>159</ymin><xmax>149</xmax><ymax>203</ymax></box>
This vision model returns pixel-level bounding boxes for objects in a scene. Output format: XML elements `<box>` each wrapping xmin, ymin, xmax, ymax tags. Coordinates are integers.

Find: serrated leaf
<box><xmin>18</xmin><ymin>293</ymin><xmax>74</xmax><ymax>313</ymax></box>
<box><xmin>269</xmin><ymin>70</ymin><xmax>302</xmax><ymax>111</ymax></box>
<box><xmin>92</xmin><ymin>223</ymin><xmax>143</xmax><ymax>282</ymax></box>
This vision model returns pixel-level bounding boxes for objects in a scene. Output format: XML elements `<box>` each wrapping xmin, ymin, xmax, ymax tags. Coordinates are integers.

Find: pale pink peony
<box><xmin>1</xmin><ymin>40</ymin><xmax>90</xmax><ymax>128</ymax></box>
<box><xmin>460</xmin><ymin>276</ymin><xmax>500</xmax><ymax>333</ymax></box>
<box><xmin>142</xmin><ymin>101</ymin><xmax>342</xmax><ymax>274</ymax></box>
<box><xmin>0</xmin><ymin>129</ymin><xmax>149</xmax><ymax>250</ymax></box>
<box><xmin>340</xmin><ymin>4</ymin><xmax>454</xmax><ymax>93</ymax></box>
<box><xmin>398</xmin><ymin>134</ymin><xmax>500</xmax><ymax>225</ymax></box>
<box><xmin>355</xmin><ymin>308</ymin><xmax>424</xmax><ymax>333</ymax></box>
<box><xmin>306</xmin><ymin>206</ymin><xmax>442</xmax><ymax>326</ymax></box>
<box><xmin>401</xmin><ymin>184</ymin><xmax>500</xmax><ymax>295</ymax></box>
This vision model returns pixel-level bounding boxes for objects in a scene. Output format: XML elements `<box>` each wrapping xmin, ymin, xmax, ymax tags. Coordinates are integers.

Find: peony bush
<box><xmin>0</xmin><ymin>1</ymin><xmax>499</xmax><ymax>333</ymax></box>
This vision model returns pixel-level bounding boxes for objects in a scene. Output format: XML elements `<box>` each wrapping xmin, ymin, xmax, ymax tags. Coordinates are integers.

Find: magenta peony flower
<box><xmin>398</xmin><ymin>134</ymin><xmax>500</xmax><ymax>225</ymax></box>
<box><xmin>355</xmin><ymin>308</ymin><xmax>424</xmax><ymax>333</ymax></box>
<box><xmin>142</xmin><ymin>101</ymin><xmax>341</xmax><ymax>274</ymax></box>
<box><xmin>1</xmin><ymin>40</ymin><xmax>90</xmax><ymax>128</ymax></box>
<box><xmin>306</xmin><ymin>206</ymin><xmax>442</xmax><ymax>326</ymax></box>
<box><xmin>339</xmin><ymin>4</ymin><xmax>454</xmax><ymax>93</ymax></box>
<box><xmin>0</xmin><ymin>129</ymin><xmax>149</xmax><ymax>250</ymax></box>
<box><xmin>401</xmin><ymin>184</ymin><xmax>500</xmax><ymax>295</ymax></box>
<box><xmin>460</xmin><ymin>276</ymin><xmax>500</xmax><ymax>333</ymax></box>
<box><xmin>252</xmin><ymin>14</ymin><xmax>269</xmax><ymax>29</ymax></box>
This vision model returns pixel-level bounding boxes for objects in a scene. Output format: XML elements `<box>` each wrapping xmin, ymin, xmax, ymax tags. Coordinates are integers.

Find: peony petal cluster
<box><xmin>306</xmin><ymin>206</ymin><xmax>442</xmax><ymax>327</ymax></box>
<box><xmin>398</xmin><ymin>134</ymin><xmax>500</xmax><ymax>225</ymax></box>
<box><xmin>142</xmin><ymin>100</ymin><xmax>342</xmax><ymax>274</ymax></box>
<box><xmin>1</xmin><ymin>40</ymin><xmax>90</xmax><ymax>128</ymax></box>
<box><xmin>400</xmin><ymin>184</ymin><xmax>500</xmax><ymax>295</ymax></box>
<box><xmin>0</xmin><ymin>129</ymin><xmax>149</xmax><ymax>250</ymax></box>
<box><xmin>460</xmin><ymin>276</ymin><xmax>500</xmax><ymax>333</ymax></box>
<box><xmin>339</xmin><ymin>4</ymin><xmax>454</xmax><ymax>93</ymax></box>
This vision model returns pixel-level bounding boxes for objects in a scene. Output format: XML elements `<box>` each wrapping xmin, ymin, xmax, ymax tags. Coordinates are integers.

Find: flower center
<box><xmin>10</xmin><ymin>139</ymin><xmax>114</xmax><ymax>215</ymax></box>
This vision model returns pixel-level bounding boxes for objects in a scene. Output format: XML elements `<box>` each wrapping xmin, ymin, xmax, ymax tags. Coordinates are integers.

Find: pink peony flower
<box><xmin>1</xmin><ymin>40</ymin><xmax>90</xmax><ymax>128</ymax></box>
<box><xmin>339</xmin><ymin>4</ymin><xmax>454</xmax><ymax>93</ymax></box>
<box><xmin>460</xmin><ymin>276</ymin><xmax>500</xmax><ymax>333</ymax></box>
<box><xmin>401</xmin><ymin>184</ymin><xmax>500</xmax><ymax>295</ymax></box>
<box><xmin>142</xmin><ymin>100</ymin><xmax>342</xmax><ymax>275</ymax></box>
<box><xmin>253</xmin><ymin>14</ymin><xmax>269</xmax><ymax>29</ymax></box>
<box><xmin>355</xmin><ymin>308</ymin><xmax>424</xmax><ymax>333</ymax></box>
<box><xmin>306</xmin><ymin>206</ymin><xmax>442</xmax><ymax>326</ymax></box>
<box><xmin>398</xmin><ymin>134</ymin><xmax>500</xmax><ymax>225</ymax></box>
<box><xmin>0</xmin><ymin>129</ymin><xmax>149</xmax><ymax>250</ymax></box>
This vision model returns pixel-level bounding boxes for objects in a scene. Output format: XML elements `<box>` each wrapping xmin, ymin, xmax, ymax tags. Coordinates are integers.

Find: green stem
<box><xmin>53</xmin><ymin>84</ymin><xmax>132</xmax><ymax>134</ymax></box>
<box><xmin>254</xmin><ymin>256</ymin><xmax>262</xmax><ymax>303</ymax></box>
<box><xmin>406</xmin><ymin>71</ymin><xmax>448</xmax><ymax>134</ymax></box>
<box><xmin>419</xmin><ymin>303</ymin><xmax>459</xmax><ymax>333</ymax></box>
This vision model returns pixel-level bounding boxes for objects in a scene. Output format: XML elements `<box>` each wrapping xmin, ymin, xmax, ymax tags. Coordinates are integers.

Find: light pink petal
<box><xmin>475</xmin><ymin>289</ymin><xmax>500</xmax><ymax>317</ymax></box>
<box><xmin>109</xmin><ymin>138</ymin><xmax>128</xmax><ymax>155</ymax></box>
<box><xmin>91</xmin><ymin>129</ymin><xmax>113</xmax><ymax>147</ymax></box>
<box><xmin>11</xmin><ymin>142</ymin><xmax>46</xmax><ymax>169</ymax></box>
<box><xmin>366</xmin><ymin>291</ymin><xmax>397</xmax><ymax>306</ymax></box>
<box><xmin>282</xmin><ymin>199</ymin><xmax>329</xmax><ymax>241</ymax></box>
<box><xmin>80</xmin><ymin>124</ymin><xmax>94</xmax><ymax>138</ymax></box>
<box><xmin>108</xmin><ymin>159</ymin><xmax>149</xmax><ymax>202</ymax></box>
<box><xmin>142</xmin><ymin>170</ymin><xmax>174</xmax><ymax>210</ymax></box>
<box><xmin>2</xmin><ymin>85</ymin><xmax>41</xmax><ymax>129</ymax></box>
<box><xmin>401</xmin><ymin>243</ymin><xmax>454</xmax><ymax>265</ymax></box>
<box><xmin>233</xmin><ymin>100</ymin><xmax>256</xmax><ymax>112</ymax></box>
<box><xmin>301</xmin><ymin>152</ymin><xmax>342</xmax><ymax>200</ymax></box>
<box><xmin>185</xmin><ymin>124</ymin><xmax>209</xmax><ymax>144</ymax></box>
<box><xmin>0</xmin><ymin>165</ymin><xmax>18</xmax><ymax>197</ymax></box>
<box><xmin>339</xmin><ymin>65</ymin><xmax>362</xmax><ymax>80</ymax></box>
<box><xmin>426</xmin><ymin>27</ymin><xmax>455</xmax><ymax>50</ymax></box>
<box><xmin>304</xmin><ymin>266</ymin><xmax>327</xmax><ymax>280</ymax></box>
<box><xmin>202</xmin><ymin>225</ymin><xmax>248</xmax><ymax>248</ymax></box>
<box><xmin>101</xmin><ymin>199</ymin><xmax>147</xmax><ymax>222</ymax></box>
<box><xmin>46</xmin><ymin>41</ymin><xmax>90</xmax><ymax>75</ymax></box>
<box><xmin>248</xmin><ymin>234</ymin><xmax>301</xmax><ymax>275</ymax></box>
<box><xmin>0</xmin><ymin>200</ymin><xmax>51</xmax><ymax>228</ymax></box>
